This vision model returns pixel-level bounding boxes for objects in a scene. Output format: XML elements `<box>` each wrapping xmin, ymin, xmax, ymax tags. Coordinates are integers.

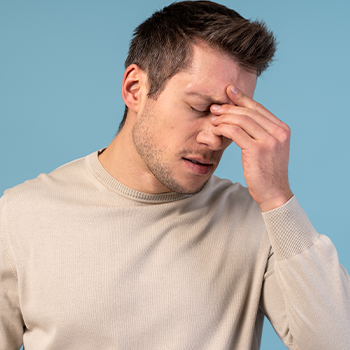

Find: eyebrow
<box><xmin>185</xmin><ymin>91</ymin><xmax>227</xmax><ymax>105</ymax></box>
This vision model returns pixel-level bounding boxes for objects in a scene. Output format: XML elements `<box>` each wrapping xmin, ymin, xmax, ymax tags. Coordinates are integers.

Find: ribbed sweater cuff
<box><xmin>262</xmin><ymin>196</ymin><xmax>319</xmax><ymax>260</ymax></box>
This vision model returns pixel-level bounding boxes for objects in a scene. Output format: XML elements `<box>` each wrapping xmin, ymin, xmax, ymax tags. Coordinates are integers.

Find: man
<box><xmin>1</xmin><ymin>1</ymin><xmax>349</xmax><ymax>349</ymax></box>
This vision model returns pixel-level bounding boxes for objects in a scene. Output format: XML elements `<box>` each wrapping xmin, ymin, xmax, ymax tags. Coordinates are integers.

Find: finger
<box><xmin>212</xmin><ymin>123</ymin><xmax>254</xmax><ymax>150</ymax></box>
<box><xmin>211</xmin><ymin>113</ymin><xmax>270</xmax><ymax>141</ymax></box>
<box><xmin>226</xmin><ymin>85</ymin><xmax>289</xmax><ymax>130</ymax></box>
<box><xmin>210</xmin><ymin>106</ymin><xmax>290</xmax><ymax>143</ymax></box>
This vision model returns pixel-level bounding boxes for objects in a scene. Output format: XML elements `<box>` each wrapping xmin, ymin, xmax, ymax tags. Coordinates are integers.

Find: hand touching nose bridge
<box><xmin>210</xmin><ymin>85</ymin><xmax>293</xmax><ymax>212</ymax></box>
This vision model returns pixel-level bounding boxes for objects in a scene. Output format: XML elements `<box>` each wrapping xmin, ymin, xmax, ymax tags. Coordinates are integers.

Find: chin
<box><xmin>169</xmin><ymin>178</ymin><xmax>210</xmax><ymax>195</ymax></box>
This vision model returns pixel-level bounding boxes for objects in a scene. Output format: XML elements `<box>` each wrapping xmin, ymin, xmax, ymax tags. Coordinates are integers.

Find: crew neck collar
<box><xmin>86</xmin><ymin>151</ymin><xmax>195</xmax><ymax>203</ymax></box>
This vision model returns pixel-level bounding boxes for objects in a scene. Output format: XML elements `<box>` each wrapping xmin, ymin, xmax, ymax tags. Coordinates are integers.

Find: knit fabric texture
<box><xmin>1</xmin><ymin>152</ymin><xmax>349</xmax><ymax>350</ymax></box>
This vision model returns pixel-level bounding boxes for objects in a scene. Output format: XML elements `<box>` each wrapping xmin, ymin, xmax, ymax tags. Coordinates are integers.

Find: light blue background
<box><xmin>1</xmin><ymin>1</ymin><xmax>349</xmax><ymax>349</ymax></box>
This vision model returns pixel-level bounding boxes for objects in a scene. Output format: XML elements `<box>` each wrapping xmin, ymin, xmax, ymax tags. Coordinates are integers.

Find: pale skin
<box><xmin>99</xmin><ymin>43</ymin><xmax>293</xmax><ymax>212</ymax></box>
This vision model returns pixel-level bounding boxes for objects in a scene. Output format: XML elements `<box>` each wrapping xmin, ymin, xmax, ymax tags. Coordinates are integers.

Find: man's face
<box><xmin>132</xmin><ymin>44</ymin><xmax>257</xmax><ymax>194</ymax></box>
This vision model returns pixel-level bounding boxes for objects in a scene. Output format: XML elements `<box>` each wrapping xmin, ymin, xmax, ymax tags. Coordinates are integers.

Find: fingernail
<box><xmin>211</xmin><ymin>117</ymin><xmax>217</xmax><ymax>122</ymax></box>
<box><xmin>211</xmin><ymin>104</ymin><xmax>221</xmax><ymax>111</ymax></box>
<box><xmin>231</xmin><ymin>86</ymin><xmax>238</xmax><ymax>94</ymax></box>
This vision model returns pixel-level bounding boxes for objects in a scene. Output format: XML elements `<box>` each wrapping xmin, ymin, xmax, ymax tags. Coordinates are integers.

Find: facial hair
<box><xmin>132</xmin><ymin>102</ymin><xmax>213</xmax><ymax>194</ymax></box>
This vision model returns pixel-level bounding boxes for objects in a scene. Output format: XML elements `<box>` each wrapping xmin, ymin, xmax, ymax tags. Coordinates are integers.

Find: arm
<box><xmin>261</xmin><ymin>197</ymin><xmax>350</xmax><ymax>349</ymax></box>
<box><xmin>210</xmin><ymin>88</ymin><xmax>350</xmax><ymax>348</ymax></box>
<box><xmin>0</xmin><ymin>195</ymin><xmax>24</xmax><ymax>350</ymax></box>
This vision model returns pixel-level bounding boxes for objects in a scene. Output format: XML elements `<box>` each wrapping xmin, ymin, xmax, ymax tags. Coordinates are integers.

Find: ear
<box><xmin>122</xmin><ymin>64</ymin><xmax>146</xmax><ymax>114</ymax></box>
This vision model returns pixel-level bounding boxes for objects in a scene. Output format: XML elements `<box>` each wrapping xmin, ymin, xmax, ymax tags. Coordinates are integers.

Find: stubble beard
<box><xmin>132</xmin><ymin>107</ymin><xmax>211</xmax><ymax>195</ymax></box>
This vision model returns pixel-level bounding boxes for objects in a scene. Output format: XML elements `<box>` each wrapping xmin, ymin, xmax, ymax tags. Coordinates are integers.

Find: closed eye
<box><xmin>190</xmin><ymin>106</ymin><xmax>211</xmax><ymax>115</ymax></box>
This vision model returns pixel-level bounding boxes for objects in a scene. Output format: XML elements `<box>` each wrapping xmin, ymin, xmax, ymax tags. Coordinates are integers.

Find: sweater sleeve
<box><xmin>259</xmin><ymin>196</ymin><xmax>350</xmax><ymax>350</ymax></box>
<box><xmin>0</xmin><ymin>195</ymin><xmax>24</xmax><ymax>350</ymax></box>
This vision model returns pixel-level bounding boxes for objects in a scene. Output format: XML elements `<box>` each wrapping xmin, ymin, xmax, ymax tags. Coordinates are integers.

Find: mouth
<box><xmin>182</xmin><ymin>157</ymin><xmax>213</xmax><ymax>175</ymax></box>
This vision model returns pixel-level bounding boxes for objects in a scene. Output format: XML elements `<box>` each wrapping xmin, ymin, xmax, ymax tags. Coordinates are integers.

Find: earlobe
<box><xmin>122</xmin><ymin>64</ymin><xmax>145</xmax><ymax>113</ymax></box>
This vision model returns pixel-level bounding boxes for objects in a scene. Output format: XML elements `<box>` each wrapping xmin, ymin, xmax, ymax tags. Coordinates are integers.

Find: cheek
<box><xmin>155</xmin><ymin>106</ymin><xmax>203</xmax><ymax>144</ymax></box>
<box><xmin>166</xmin><ymin>115</ymin><xmax>198</xmax><ymax>136</ymax></box>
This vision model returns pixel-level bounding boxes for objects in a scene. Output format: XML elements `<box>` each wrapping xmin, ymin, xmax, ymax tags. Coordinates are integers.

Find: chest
<box><xmin>15</xmin><ymin>203</ymin><xmax>269</xmax><ymax>347</ymax></box>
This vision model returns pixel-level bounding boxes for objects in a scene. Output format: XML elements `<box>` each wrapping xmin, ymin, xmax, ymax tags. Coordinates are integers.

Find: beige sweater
<box><xmin>1</xmin><ymin>152</ymin><xmax>349</xmax><ymax>350</ymax></box>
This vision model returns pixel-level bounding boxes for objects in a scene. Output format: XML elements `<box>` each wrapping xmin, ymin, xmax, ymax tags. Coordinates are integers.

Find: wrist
<box><xmin>258</xmin><ymin>190</ymin><xmax>294</xmax><ymax>212</ymax></box>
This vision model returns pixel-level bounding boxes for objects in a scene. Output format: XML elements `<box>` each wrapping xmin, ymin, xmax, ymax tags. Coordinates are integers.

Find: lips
<box><xmin>183</xmin><ymin>157</ymin><xmax>213</xmax><ymax>175</ymax></box>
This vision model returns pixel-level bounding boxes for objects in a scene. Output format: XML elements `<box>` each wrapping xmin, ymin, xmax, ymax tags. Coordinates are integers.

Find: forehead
<box><xmin>170</xmin><ymin>43</ymin><xmax>257</xmax><ymax>102</ymax></box>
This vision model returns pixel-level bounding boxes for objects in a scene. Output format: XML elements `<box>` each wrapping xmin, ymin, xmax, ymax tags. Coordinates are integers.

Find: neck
<box><xmin>98</xmin><ymin>126</ymin><xmax>172</xmax><ymax>194</ymax></box>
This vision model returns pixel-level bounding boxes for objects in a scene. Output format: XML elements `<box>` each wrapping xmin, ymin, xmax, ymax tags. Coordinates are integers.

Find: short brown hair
<box><xmin>119</xmin><ymin>0</ymin><xmax>277</xmax><ymax>131</ymax></box>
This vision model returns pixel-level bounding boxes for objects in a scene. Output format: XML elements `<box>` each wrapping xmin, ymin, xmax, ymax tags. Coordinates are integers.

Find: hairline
<box><xmin>147</xmin><ymin>40</ymin><xmax>258</xmax><ymax>100</ymax></box>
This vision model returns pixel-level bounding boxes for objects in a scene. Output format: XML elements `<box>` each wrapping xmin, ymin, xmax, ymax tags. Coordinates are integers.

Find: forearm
<box><xmin>261</xmin><ymin>197</ymin><xmax>350</xmax><ymax>349</ymax></box>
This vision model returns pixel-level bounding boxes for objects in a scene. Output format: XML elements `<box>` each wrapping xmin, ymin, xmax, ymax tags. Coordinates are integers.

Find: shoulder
<box><xmin>2</xmin><ymin>153</ymin><xmax>94</xmax><ymax>208</ymax></box>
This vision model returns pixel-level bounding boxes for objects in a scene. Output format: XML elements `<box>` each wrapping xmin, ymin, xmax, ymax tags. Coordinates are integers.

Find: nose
<box><xmin>196</xmin><ymin>125</ymin><xmax>224</xmax><ymax>151</ymax></box>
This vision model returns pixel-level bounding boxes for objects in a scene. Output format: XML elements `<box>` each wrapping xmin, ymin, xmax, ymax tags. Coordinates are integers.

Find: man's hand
<box><xmin>210</xmin><ymin>85</ymin><xmax>293</xmax><ymax>212</ymax></box>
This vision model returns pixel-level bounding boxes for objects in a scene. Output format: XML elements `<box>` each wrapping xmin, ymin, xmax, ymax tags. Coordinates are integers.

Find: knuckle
<box><xmin>271</xmin><ymin>124</ymin><xmax>290</xmax><ymax>143</ymax></box>
<box><xmin>252</xmin><ymin>101</ymin><xmax>263</xmax><ymax>111</ymax></box>
<box><xmin>266</xmin><ymin>136</ymin><xmax>279</xmax><ymax>150</ymax></box>
<box><xmin>228</xmin><ymin>125</ymin><xmax>242</xmax><ymax>137</ymax></box>
<box><xmin>221</xmin><ymin>104</ymin><xmax>231</xmax><ymax>113</ymax></box>
<box><xmin>280</xmin><ymin>129</ymin><xmax>290</xmax><ymax>143</ymax></box>
<box><xmin>284</xmin><ymin>123</ymin><xmax>291</xmax><ymax>133</ymax></box>
<box><xmin>280</xmin><ymin>122</ymin><xmax>291</xmax><ymax>135</ymax></box>
<box><xmin>238</xmin><ymin>114</ymin><xmax>251</xmax><ymax>125</ymax></box>
<box><xmin>277</xmin><ymin>127</ymin><xmax>290</xmax><ymax>143</ymax></box>
<box><xmin>285</xmin><ymin>124</ymin><xmax>291</xmax><ymax>136</ymax></box>
<box><xmin>231</xmin><ymin>125</ymin><xmax>242</xmax><ymax>133</ymax></box>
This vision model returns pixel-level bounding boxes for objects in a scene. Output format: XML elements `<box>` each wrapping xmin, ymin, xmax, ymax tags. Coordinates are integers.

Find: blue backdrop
<box><xmin>1</xmin><ymin>1</ymin><xmax>349</xmax><ymax>349</ymax></box>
